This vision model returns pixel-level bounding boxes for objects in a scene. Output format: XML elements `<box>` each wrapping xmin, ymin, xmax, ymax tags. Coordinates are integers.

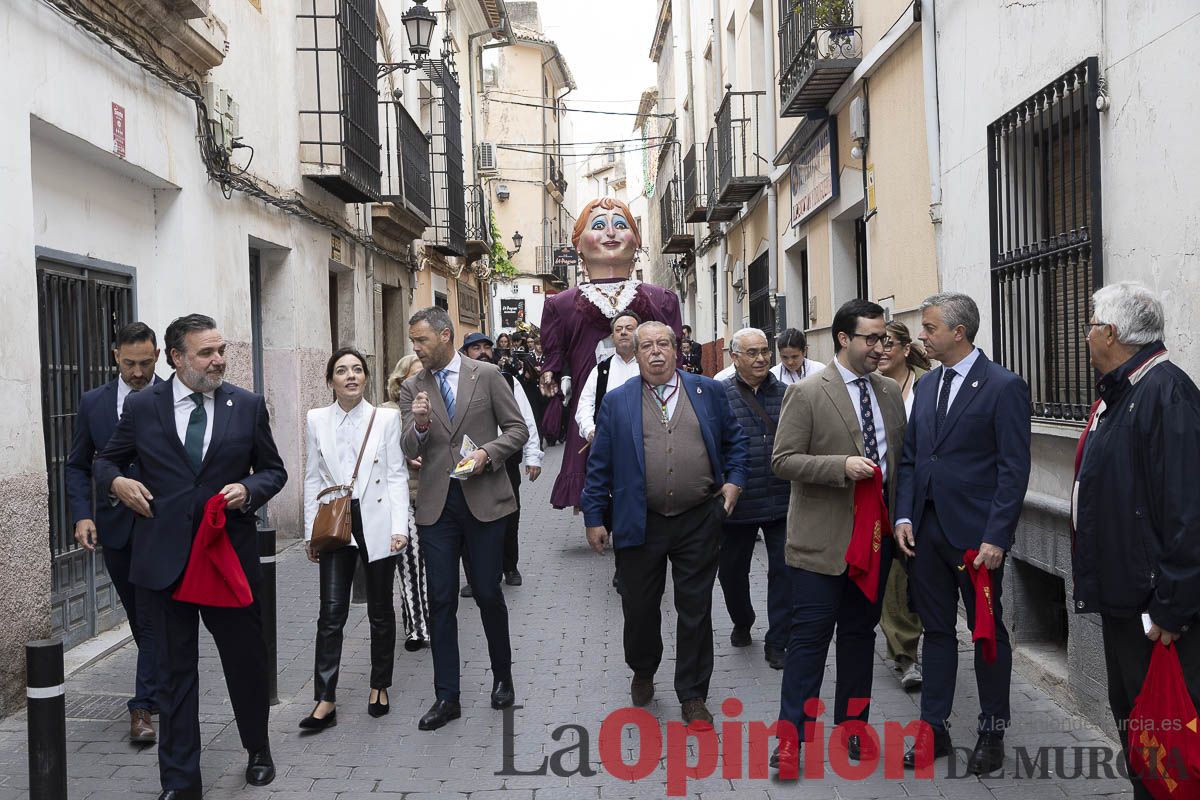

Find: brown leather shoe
<box><xmin>130</xmin><ymin>709</ymin><xmax>156</xmax><ymax>743</ymax></box>
<box><xmin>630</xmin><ymin>674</ymin><xmax>654</xmax><ymax>707</ymax></box>
<box><xmin>680</xmin><ymin>699</ymin><xmax>713</xmax><ymax>730</ymax></box>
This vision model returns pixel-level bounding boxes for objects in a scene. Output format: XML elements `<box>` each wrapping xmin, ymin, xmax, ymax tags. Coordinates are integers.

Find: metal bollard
<box><xmin>26</xmin><ymin>638</ymin><xmax>67</xmax><ymax>800</ymax></box>
<box><xmin>257</xmin><ymin>526</ymin><xmax>279</xmax><ymax>706</ymax></box>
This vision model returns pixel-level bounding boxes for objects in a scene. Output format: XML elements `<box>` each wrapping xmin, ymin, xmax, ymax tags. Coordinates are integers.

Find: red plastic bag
<box><xmin>1128</xmin><ymin>643</ymin><xmax>1200</xmax><ymax>799</ymax></box>
<box><xmin>172</xmin><ymin>494</ymin><xmax>253</xmax><ymax>608</ymax></box>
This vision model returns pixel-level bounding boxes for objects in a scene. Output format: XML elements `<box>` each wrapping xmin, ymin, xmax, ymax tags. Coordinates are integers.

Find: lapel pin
<box><xmin>226</xmin><ymin>399</ymin><xmax>233</xmax><ymax>406</ymax></box>
<box><xmin>971</xmin><ymin>381</ymin><xmax>979</xmax><ymax>388</ymax></box>
<box><xmin>697</xmin><ymin>386</ymin><xmax>703</xmax><ymax>394</ymax></box>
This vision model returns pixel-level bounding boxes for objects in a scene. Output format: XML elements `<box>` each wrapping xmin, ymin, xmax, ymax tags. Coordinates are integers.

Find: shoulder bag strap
<box><xmin>735</xmin><ymin>381</ymin><xmax>777</xmax><ymax>435</ymax></box>
<box><xmin>348</xmin><ymin>409</ymin><xmax>378</xmax><ymax>488</ymax></box>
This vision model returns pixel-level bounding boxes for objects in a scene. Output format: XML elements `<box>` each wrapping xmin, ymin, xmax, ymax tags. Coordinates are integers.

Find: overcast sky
<box><xmin>534</xmin><ymin>0</ymin><xmax>658</xmax><ymax>159</ymax></box>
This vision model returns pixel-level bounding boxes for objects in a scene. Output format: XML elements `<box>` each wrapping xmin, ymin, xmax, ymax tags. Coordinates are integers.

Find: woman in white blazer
<box><xmin>301</xmin><ymin>347</ymin><xmax>410</xmax><ymax>731</ymax></box>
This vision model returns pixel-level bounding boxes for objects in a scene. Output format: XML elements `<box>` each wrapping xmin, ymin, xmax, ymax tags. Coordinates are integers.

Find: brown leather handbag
<box><xmin>310</xmin><ymin>408</ymin><xmax>377</xmax><ymax>554</ymax></box>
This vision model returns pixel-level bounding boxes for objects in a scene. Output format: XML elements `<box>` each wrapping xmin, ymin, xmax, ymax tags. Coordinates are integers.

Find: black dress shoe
<box><xmin>368</xmin><ymin>688</ymin><xmax>390</xmax><ymax>718</ymax></box>
<box><xmin>968</xmin><ymin>732</ymin><xmax>1005</xmax><ymax>774</ymax></box>
<box><xmin>418</xmin><ymin>699</ymin><xmax>462</xmax><ymax>731</ymax></box>
<box><xmin>630</xmin><ymin>673</ymin><xmax>654</xmax><ymax>707</ymax></box>
<box><xmin>764</xmin><ymin>644</ymin><xmax>786</xmax><ymax>670</ymax></box>
<box><xmin>157</xmin><ymin>789</ymin><xmax>202</xmax><ymax>800</ymax></box>
<box><xmin>730</xmin><ymin>626</ymin><xmax>752</xmax><ymax>647</ymax></box>
<box><xmin>504</xmin><ymin>570</ymin><xmax>523</xmax><ymax>586</ymax></box>
<box><xmin>903</xmin><ymin>726</ymin><xmax>952</xmax><ymax>769</ymax></box>
<box><xmin>770</xmin><ymin>740</ymin><xmax>800</xmax><ymax>778</ymax></box>
<box><xmin>245</xmin><ymin>745</ymin><xmax>275</xmax><ymax>786</ymax></box>
<box><xmin>845</xmin><ymin>734</ymin><xmax>878</xmax><ymax>762</ymax></box>
<box><xmin>404</xmin><ymin>638</ymin><xmax>428</xmax><ymax>652</ymax></box>
<box><xmin>491</xmin><ymin>678</ymin><xmax>515</xmax><ymax>709</ymax></box>
<box><xmin>298</xmin><ymin>705</ymin><xmax>337</xmax><ymax>731</ymax></box>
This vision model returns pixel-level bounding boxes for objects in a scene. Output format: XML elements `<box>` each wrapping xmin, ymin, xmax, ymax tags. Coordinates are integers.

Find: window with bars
<box><xmin>987</xmin><ymin>57</ymin><xmax>1103</xmax><ymax>423</ymax></box>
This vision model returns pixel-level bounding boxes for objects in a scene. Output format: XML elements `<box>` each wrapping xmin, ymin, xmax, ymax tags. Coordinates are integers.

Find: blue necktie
<box><xmin>436</xmin><ymin>369</ymin><xmax>456</xmax><ymax>420</ymax></box>
<box><xmin>935</xmin><ymin>368</ymin><xmax>957</xmax><ymax>435</ymax></box>
<box><xmin>184</xmin><ymin>392</ymin><xmax>206</xmax><ymax>471</ymax></box>
<box><xmin>854</xmin><ymin>378</ymin><xmax>879</xmax><ymax>463</ymax></box>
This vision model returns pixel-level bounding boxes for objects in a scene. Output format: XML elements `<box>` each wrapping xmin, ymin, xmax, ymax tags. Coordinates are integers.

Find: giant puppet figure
<box><xmin>539</xmin><ymin>197</ymin><xmax>683</xmax><ymax>509</ymax></box>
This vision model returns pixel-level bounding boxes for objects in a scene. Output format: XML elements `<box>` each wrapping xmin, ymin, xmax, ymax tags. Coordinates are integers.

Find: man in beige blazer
<box><xmin>769</xmin><ymin>299</ymin><xmax>907</xmax><ymax>776</ymax></box>
<box><xmin>398</xmin><ymin>307</ymin><xmax>528</xmax><ymax>731</ymax></box>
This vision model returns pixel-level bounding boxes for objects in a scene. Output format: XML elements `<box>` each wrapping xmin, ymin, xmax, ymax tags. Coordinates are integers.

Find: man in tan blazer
<box><xmin>769</xmin><ymin>299</ymin><xmax>907</xmax><ymax>776</ymax></box>
<box><xmin>398</xmin><ymin>307</ymin><xmax>528</xmax><ymax>731</ymax></box>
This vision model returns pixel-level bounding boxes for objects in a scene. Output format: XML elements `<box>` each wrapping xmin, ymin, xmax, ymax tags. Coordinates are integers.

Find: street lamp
<box><xmin>508</xmin><ymin>231</ymin><xmax>523</xmax><ymax>258</ymax></box>
<box><xmin>378</xmin><ymin>0</ymin><xmax>438</xmax><ymax>78</ymax></box>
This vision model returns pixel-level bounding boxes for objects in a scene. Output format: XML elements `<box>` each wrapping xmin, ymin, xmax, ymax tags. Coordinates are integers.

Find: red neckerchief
<box><xmin>845</xmin><ymin>466</ymin><xmax>891</xmax><ymax>603</ymax></box>
<box><xmin>961</xmin><ymin>550</ymin><xmax>997</xmax><ymax>663</ymax></box>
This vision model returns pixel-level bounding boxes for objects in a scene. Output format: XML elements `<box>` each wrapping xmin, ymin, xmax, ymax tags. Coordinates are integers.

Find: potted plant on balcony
<box><xmin>490</xmin><ymin>209</ymin><xmax>517</xmax><ymax>281</ymax></box>
<box><xmin>800</xmin><ymin>0</ymin><xmax>856</xmax><ymax>54</ymax></box>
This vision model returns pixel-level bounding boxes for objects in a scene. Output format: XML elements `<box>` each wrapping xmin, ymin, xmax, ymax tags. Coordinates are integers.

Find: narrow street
<box><xmin>0</xmin><ymin>446</ymin><xmax>1132</xmax><ymax>799</ymax></box>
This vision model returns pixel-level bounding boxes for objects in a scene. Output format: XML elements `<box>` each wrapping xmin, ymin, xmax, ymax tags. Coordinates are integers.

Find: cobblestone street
<box><xmin>0</xmin><ymin>446</ymin><xmax>1133</xmax><ymax>799</ymax></box>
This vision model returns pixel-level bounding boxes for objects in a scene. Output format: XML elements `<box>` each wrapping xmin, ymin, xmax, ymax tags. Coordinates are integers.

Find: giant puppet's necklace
<box><xmin>580</xmin><ymin>280</ymin><xmax>641</xmax><ymax>318</ymax></box>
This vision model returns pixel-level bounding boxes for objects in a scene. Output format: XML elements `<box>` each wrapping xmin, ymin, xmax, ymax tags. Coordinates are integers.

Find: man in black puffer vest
<box><xmin>719</xmin><ymin>327</ymin><xmax>790</xmax><ymax>669</ymax></box>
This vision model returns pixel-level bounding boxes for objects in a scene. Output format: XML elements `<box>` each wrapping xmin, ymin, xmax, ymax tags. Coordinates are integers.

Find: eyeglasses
<box><xmin>849</xmin><ymin>333</ymin><xmax>893</xmax><ymax>348</ymax></box>
<box><xmin>732</xmin><ymin>348</ymin><xmax>771</xmax><ymax>360</ymax></box>
<box><xmin>1083</xmin><ymin>322</ymin><xmax>1107</xmax><ymax>338</ymax></box>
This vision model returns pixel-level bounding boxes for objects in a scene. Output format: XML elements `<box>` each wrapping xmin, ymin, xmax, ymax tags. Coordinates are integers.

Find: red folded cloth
<box><xmin>962</xmin><ymin>550</ymin><xmax>997</xmax><ymax>663</ymax></box>
<box><xmin>845</xmin><ymin>466</ymin><xmax>891</xmax><ymax>603</ymax></box>
<box><xmin>172</xmin><ymin>494</ymin><xmax>253</xmax><ymax>608</ymax></box>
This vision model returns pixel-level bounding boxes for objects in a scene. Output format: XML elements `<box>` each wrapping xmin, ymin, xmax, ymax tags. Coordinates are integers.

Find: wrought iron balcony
<box><xmin>714</xmin><ymin>89</ymin><xmax>770</xmax><ymax>209</ymax></box>
<box><xmin>778</xmin><ymin>0</ymin><xmax>863</xmax><ymax>118</ymax></box>
<box><xmin>706</xmin><ymin>128</ymin><xmax>739</xmax><ymax>222</ymax></box>
<box><xmin>298</xmin><ymin>0</ymin><xmax>381</xmax><ymax>202</ymax></box>
<box><xmin>423</xmin><ymin>59</ymin><xmax>466</xmax><ymax>258</ymax></box>
<box><xmin>682</xmin><ymin>143</ymin><xmax>708</xmax><ymax>223</ymax></box>
<box><xmin>464</xmin><ymin>184</ymin><xmax>492</xmax><ymax>259</ymax></box>
<box><xmin>379</xmin><ymin>99</ymin><xmax>432</xmax><ymax>233</ymax></box>
<box><xmin>545</xmin><ymin>156</ymin><xmax>568</xmax><ymax>202</ymax></box>
<box><xmin>660</xmin><ymin>178</ymin><xmax>693</xmax><ymax>255</ymax></box>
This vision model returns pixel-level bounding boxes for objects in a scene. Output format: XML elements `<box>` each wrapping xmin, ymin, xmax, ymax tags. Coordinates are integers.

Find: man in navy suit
<box><xmin>95</xmin><ymin>314</ymin><xmax>287</xmax><ymax>800</ymax></box>
<box><xmin>894</xmin><ymin>293</ymin><xmax>1031</xmax><ymax>774</ymax></box>
<box><xmin>582</xmin><ymin>321</ymin><xmax>749</xmax><ymax>727</ymax></box>
<box><xmin>66</xmin><ymin>321</ymin><xmax>163</xmax><ymax>743</ymax></box>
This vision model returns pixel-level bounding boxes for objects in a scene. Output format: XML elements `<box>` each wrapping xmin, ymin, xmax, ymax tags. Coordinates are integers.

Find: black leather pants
<box><xmin>313</xmin><ymin>502</ymin><xmax>397</xmax><ymax>701</ymax></box>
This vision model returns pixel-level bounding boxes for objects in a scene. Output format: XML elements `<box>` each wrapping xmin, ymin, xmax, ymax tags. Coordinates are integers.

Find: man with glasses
<box><xmin>769</xmin><ymin>300</ymin><xmax>907</xmax><ymax>776</ymax></box>
<box><xmin>718</xmin><ymin>328</ymin><xmax>791</xmax><ymax>669</ymax></box>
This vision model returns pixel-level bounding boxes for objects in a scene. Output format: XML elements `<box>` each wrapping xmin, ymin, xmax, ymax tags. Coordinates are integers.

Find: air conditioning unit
<box><xmin>478</xmin><ymin>141</ymin><xmax>498</xmax><ymax>174</ymax></box>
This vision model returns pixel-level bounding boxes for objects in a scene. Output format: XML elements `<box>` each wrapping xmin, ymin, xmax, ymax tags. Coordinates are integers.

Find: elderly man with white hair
<box><xmin>1073</xmin><ymin>281</ymin><xmax>1200</xmax><ymax>800</ymax></box>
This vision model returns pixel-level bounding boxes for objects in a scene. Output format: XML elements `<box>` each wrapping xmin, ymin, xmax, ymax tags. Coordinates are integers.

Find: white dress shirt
<box><xmin>835</xmin><ymin>358</ymin><xmax>889</xmax><ymax>482</ymax></box>
<box><xmin>644</xmin><ymin>370</ymin><xmax>683</xmax><ymax>423</ymax></box>
<box><xmin>172</xmin><ymin>375</ymin><xmax>215</xmax><ymax>461</ymax></box>
<box><xmin>576</xmin><ymin>352</ymin><xmax>640</xmax><ymax>441</ymax></box>
<box><xmin>116</xmin><ymin>376</ymin><xmax>136</xmax><ymax>419</ymax></box>
<box><xmin>510</xmin><ymin>381</ymin><xmax>544</xmax><ymax>467</ymax></box>
<box><xmin>333</xmin><ymin>399</ymin><xmax>370</xmax><ymax>481</ymax></box>
<box><xmin>415</xmin><ymin>353</ymin><xmax>462</xmax><ymax>442</ymax></box>
<box><xmin>771</xmin><ymin>359</ymin><xmax>826</xmax><ymax>385</ymax></box>
<box><xmin>938</xmin><ymin>347</ymin><xmax>982</xmax><ymax>412</ymax></box>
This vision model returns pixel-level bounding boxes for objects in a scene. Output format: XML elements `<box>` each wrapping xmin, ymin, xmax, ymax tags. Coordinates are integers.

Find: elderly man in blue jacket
<box><xmin>582</xmin><ymin>321</ymin><xmax>749</xmax><ymax>728</ymax></box>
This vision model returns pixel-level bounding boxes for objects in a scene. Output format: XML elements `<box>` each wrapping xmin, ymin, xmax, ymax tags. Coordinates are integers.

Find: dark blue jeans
<box><xmin>103</xmin><ymin>544</ymin><xmax>158</xmax><ymax>711</ymax></box>
<box><xmin>778</xmin><ymin>539</ymin><xmax>893</xmax><ymax>739</ymax></box>
<box><xmin>910</xmin><ymin>503</ymin><xmax>1011</xmax><ymax>735</ymax></box>
<box><xmin>419</xmin><ymin>481</ymin><xmax>512</xmax><ymax>702</ymax></box>
<box><xmin>717</xmin><ymin>518</ymin><xmax>789</xmax><ymax>650</ymax></box>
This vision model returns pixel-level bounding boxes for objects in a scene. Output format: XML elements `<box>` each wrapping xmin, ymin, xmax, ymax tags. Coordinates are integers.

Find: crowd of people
<box><xmin>65</xmin><ymin>195</ymin><xmax>1198</xmax><ymax>800</ymax></box>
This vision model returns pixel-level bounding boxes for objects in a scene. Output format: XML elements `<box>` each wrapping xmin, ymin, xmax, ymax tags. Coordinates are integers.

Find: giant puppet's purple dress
<box><xmin>540</xmin><ymin>277</ymin><xmax>683</xmax><ymax>509</ymax></box>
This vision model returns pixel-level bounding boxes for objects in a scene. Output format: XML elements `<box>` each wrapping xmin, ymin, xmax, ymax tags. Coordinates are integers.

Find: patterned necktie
<box><xmin>184</xmin><ymin>392</ymin><xmax>206</xmax><ymax>471</ymax></box>
<box><xmin>855</xmin><ymin>378</ymin><xmax>879</xmax><ymax>463</ymax></box>
<box><xmin>435</xmin><ymin>369</ymin><xmax>456</xmax><ymax>420</ymax></box>
<box><xmin>936</xmin><ymin>367</ymin><xmax>957</xmax><ymax>435</ymax></box>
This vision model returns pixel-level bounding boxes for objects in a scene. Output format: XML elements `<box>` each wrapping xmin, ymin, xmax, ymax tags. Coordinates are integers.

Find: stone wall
<box><xmin>0</xmin><ymin>473</ymin><xmax>51</xmax><ymax>716</ymax></box>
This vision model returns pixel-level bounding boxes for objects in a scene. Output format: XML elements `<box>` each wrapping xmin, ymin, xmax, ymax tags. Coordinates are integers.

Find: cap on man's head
<box><xmin>460</xmin><ymin>332</ymin><xmax>494</xmax><ymax>352</ymax></box>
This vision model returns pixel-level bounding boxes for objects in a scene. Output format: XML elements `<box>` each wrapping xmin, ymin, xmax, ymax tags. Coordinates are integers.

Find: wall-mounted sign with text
<box><xmin>789</xmin><ymin>118</ymin><xmax>839</xmax><ymax>229</ymax></box>
<box><xmin>500</xmin><ymin>298</ymin><xmax>526</xmax><ymax>328</ymax></box>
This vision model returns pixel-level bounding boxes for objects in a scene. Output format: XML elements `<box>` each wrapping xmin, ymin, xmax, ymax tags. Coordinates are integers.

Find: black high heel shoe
<box><xmin>298</xmin><ymin>704</ymin><xmax>337</xmax><ymax>731</ymax></box>
<box><xmin>368</xmin><ymin>688</ymin><xmax>390</xmax><ymax>718</ymax></box>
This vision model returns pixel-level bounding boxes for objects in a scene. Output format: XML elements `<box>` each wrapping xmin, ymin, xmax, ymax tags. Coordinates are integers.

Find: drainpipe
<box><xmin>921</xmin><ymin>0</ymin><xmax>943</xmax><ymax>234</ymax></box>
<box><xmin>762</xmin><ymin>0</ymin><xmax>779</xmax><ymax>328</ymax></box>
<box><xmin>711</xmin><ymin>0</ymin><xmax>726</xmax><ymax>346</ymax></box>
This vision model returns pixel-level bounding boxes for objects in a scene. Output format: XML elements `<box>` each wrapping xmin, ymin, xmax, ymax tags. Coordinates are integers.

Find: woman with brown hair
<box><xmin>875</xmin><ymin>320</ymin><xmax>929</xmax><ymax>691</ymax></box>
<box><xmin>538</xmin><ymin>196</ymin><xmax>684</xmax><ymax>509</ymax></box>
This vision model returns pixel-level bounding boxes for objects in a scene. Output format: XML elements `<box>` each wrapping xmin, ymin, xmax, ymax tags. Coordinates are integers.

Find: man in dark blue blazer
<box><xmin>582</xmin><ymin>321</ymin><xmax>749</xmax><ymax>727</ymax></box>
<box><xmin>95</xmin><ymin>314</ymin><xmax>287</xmax><ymax>800</ymax></box>
<box><xmin>894</xmin><ymin>293</ymin><xmax>1031</xmax><ymax>774</ymax></box>
<box><xmin>65</xmin><ymin>321</ymin><xmax>163</xmax><ymax>743</ymax></box>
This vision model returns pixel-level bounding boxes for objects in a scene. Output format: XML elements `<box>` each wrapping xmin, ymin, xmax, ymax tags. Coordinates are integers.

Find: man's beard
<box><xmin>178</xmin><ymin>361</ymin><xmax>224</xmax><ymax>393</ymax></box>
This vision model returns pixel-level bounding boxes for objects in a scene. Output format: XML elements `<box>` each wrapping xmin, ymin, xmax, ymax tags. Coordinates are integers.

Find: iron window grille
<box><xmin>778</xmin><ymin>0</ymin><xmax>863</xmax><ymax>118</ymax></box>
<box><xmin>297</xmin><ymin>0</ymin><xmax>382</xmax><ymax>203</ymax></box>
<box><xmin>380</xmin><ymin>98</ymin><xmax>432</xmax><ymax>222</ymax></box>
<box><xmin>423</xmin><ymin>59</ymin><xmax>467</xmax><ymax>257</ymax></box>
<box><xmin>987</xmin><ymin>57</ymin><xmax>1103</xmax><ymax>423</ymax></box>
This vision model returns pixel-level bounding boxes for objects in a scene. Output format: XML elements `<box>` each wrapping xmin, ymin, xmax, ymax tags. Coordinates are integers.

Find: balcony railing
<box><xmin>534</xmin><ymin>245</ymin><xmax>554</xmax><ymax>276</ymax></box>
<box><xmin>298</xmin><ymin>0</ymin><xmax>381</xmax><ymax>202</ymax></box>
<box><xmin>715</xmin><ymin>89</ymin><xmax>770</xmax><ymax>207</ymax></box>
<box><xmin>660</xmin><ymin>170</ymin><xmax>694</xmax><ymax>255</ymax></box>
<box><xmin>545</xmin><ymin>156</ymin><xmax>568</xmax><ymax>201</ymax></box>
<box><xmin>380</xmin><ymin>99</ymin><xmax>431</xmax><ymax>223</ymax></box>
<box><xmin>682</xmin><ymin>143</ymin><xmax>708</xmax><ymax>223</ymax></box>
<box><xmin>464</xmin><ymin>184</ymin><xmax>492</xmax><ymax>258</ymax></box>
<box><xmin>707</xmin><ymin>128</ymin><xmax>738</xmax><ymax>222</ymax></box>
<box><xmin>778</xmin><ymin>0</ymin><xmax>863</xmax><ymax>118</ymax></box>
<box><xmin>423</xmin><ymin>59</ymin><xmax>466</xmax><ymax>257</ymax></box>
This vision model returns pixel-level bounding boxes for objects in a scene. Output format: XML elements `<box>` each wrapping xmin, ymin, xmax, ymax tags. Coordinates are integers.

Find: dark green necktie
<box><xmin>184</xmin><ymin>392</ymin><xmax>206</xmax><ymax>471</ymax></box>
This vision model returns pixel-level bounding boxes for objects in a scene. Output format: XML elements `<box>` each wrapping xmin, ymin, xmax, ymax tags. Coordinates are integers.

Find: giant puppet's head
<box><xmin>571</xmin><ymin>197</ymin><xmax>642</xmax><ymax>280</ymax></box>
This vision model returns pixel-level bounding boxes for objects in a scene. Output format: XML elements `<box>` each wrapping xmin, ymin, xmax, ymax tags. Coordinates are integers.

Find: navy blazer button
<box><xmin>931</xmin><ymin>455</ymin><xmax>938</xmax><ymax>461</ymax></box>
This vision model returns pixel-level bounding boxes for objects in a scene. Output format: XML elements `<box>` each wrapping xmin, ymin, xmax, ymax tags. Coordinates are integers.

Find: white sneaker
<box><xmin>900</xmin><ymin>662</ymin><xmax>923</xmax><ymax>691</ymax></box>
